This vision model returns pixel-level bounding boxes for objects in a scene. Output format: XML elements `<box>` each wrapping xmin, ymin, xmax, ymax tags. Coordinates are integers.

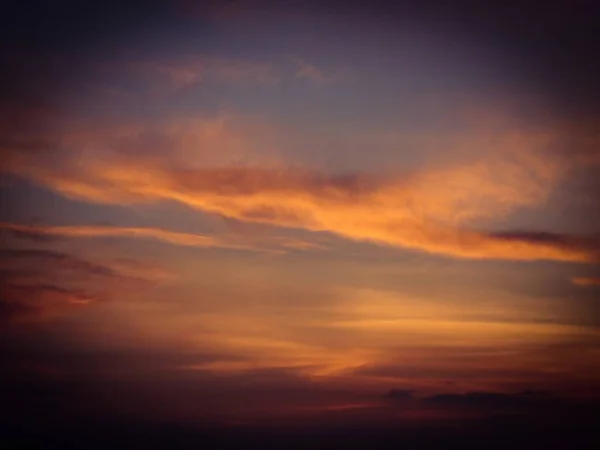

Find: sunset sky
<box><xmin>1</xmin><ymin>0</ymin><xmax>599</xmax><ymax>436</ymax></box>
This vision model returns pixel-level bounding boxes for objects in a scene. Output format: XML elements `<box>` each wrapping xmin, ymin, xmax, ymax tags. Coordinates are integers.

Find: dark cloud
<box><xmin>0</xmin><ymin>247</ymin><xmax>165</xmax><ymax>323</ymax></box>
<box><xmin>572</xmin><ymin>277</ymin><xmax>600</xmax><ymax>287</ymax></box>
<box><xmin>423</xmin><ymin>390</ymin><xmax>555</xmax><ymax>410</ymax></box>
<box><xmin>0</xmin><ymin>248</ymin><xmax>120</xmax><ymax>278</ymax></box>
<box><xmin>1</xmin><ymin>226</ymin><xmax>61</xmax><ymax>243</ymax></box>
<box><xmin>382</xmin><ymin>387</ymin><xmax>596</xmax><ymax>420</ymax></box>
<box><xmin>489</xmin><ymin>230</ymin><xmax>600</xmax><ymax>252</ymax></box>
<box><xmin>383</xmin><ymin>388</ymin><xmax>414</xmax><ymax>401</ymax></box>
<box><xmin>0</xmin><ymin>282</ymin><xmax>99</xmax><ymax>323</ymax></box>
<box><xmin>355</xmin><ymin>358</ymin><xmax>569</xmax><ymax>383</ymax></box>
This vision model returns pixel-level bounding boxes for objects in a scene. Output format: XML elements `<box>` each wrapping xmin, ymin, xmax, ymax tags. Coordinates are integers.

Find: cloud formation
<box><xmin>1</xmin><ymin>222</ymin><xmax>250</xmax><ymax>250</ymax></box>
<box><xmin>293</xmin><ymin>59</ymin><xmax>337</xmax><ymax>84</ymax></box>
<box><xmin>383</xmin><ymin>388</ymin><xmax>570</xmax><ymax>415</ymax></box>
<box><xmin>0</xmin><ymin>248</ymin><xmax>171</xmax><ymax>324</ymax></box>
<box><xmin>3</xmin><ymin>146</ymin><xmax>598</xmax><ymax>263</ymax></box>
<box><xmin>0</xmin><ymin>222</ymin><xmax>328</xmax><ymax>254</ymax></box>
<box><xmin>572</xmin><ymin>277</ymin><xmax>600</xmax><ymax>287</ymax></box>
<box><xmin>118</xmin><ymin>57</ymin><xmax>280</xmax><ymax>91</ymax></box>
<box><xmin>1</xmin><ymin>283</ymin><xmax>99</xmax><ymax>323</ymax></box>
<box><xmin>1</xmin><ymin>70</ymin><xmax>597</xmax><ymax>265</ymax></box>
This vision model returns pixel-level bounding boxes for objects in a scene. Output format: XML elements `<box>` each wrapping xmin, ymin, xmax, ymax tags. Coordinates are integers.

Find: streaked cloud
<box><xmin>1</xmin><ymin>283</ymin><xmax>99</xmax><ymax>323</ymax></box>
<box><xmin>572</xmin><ymin>277</ymin><xmax>600</xmax><ymax>287</ymax></box>
<box><xmin>3</xmin><ymin>140</ymin><xmax>597</xmax><ymax>262</ymax></box>
<box><xmin>0</xmin><ymin>248</ymin><xmax>121</xmax><ymax>278</ymax></box>
<box><xmin>1</xmin><ymin>222</ymin><xmax>250</xmax><ymax>250</ymax></box>
<box><xmin>93</xmin><ymin>56</ymin><xmax>280</xmax><ymax>95</ymax></box>
<box><xmin>0</xmin><ymin>247</ymin><xmax>172</xmax><ymax>324</ymax></box>
<box><xmin>0</xmin><ymin>222</ymin><xmax>328</xmax><ymax>254</ymax></box>
<box><xmin>293</xmin><ymin>58</ymin><xmax>337</xmax><ymax>84</ymax></box>
<box><xmin>136</xmin><ymin>57</ymin><xmax>279</xmax><ymax>89</ymax></box>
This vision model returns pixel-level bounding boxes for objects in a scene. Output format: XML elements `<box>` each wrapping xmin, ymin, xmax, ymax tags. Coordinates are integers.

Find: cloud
<box><xmin>0</xmin><ymin>248</ymin><xmax>120</xmax><ymax>278</ymax></box>
<box><xmin>1</xmin><ymin>283</ymin><xmax>99</xmax><ymax>323</ymax></box>
<box><xmin>108</xmin><ymin>57</ymin><xmax>279</xmax><ymax>92</ymax></box>
<box><xmin>293</xmin><ymin>59</ymin><xmax>337</xmax><ymax>84</ymax></box>
<box><xmin>0</xmin><ymin>222</ymin><xmax>250</xmax><ymax>250</ymax></box>
<box><xmin>3</xmin><ymin>155</ymin><xmax>597</xmax><ymax>263</ymax></box>
<box><xmin>184</xmin><ymin>330</ymin><xmax>372</xmax><ymax>377</ymax></box>
<box><xmin>383</xmin><ymin>389</ymin><xmax>414</xmax><ymax>401</ymax></box>
<box><xmin>0</xmin><ymin>222</ymin><xmax>328</xmax><ymax>255</ymax></box>
<box><xmin>0</xmin><ymin>112</ymin><xmax>282</xmax><ymax>169</ymax></box>
<box><xmin>0</xmin><ymin>226</ymin><xmax>61</xmax><ymax>243</ymax></box>
<box><xmin>420</xmin><ymin>390</ymin><xmax>569</xmax><ymax>415</ymax></box>
<box><xmin>2</xmin><ymin>103</ymin><xmax>597</xmax><ymax>263</ymax></box>
<box><xmin>0</xmin><ymin>248</ymin><xmax>171</xmax><ymax>324</ymax></box>
<box><xmin>379</xmin><ymin>388</ymin><xmax>584</xmax><ymax>425</ymax></box>
<box><xmin>381</xmin><ymin>388</ymin><xmax>580</xmax><ymax>415</ymax></box>
<box><xmin>206</xmin><ymin>58</ymin><xmax>280</xmax><ymax>86</ymax></box>
<box><xmin>572</xmin><ymin>277</ymin><xmax>600</xmax><ymax>287</ymax></box>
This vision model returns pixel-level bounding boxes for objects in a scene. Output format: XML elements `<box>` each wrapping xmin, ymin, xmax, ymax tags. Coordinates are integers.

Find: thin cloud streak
<box><xmin>293</xmin><ymin>58</ymin><xmax>337</xmax><ymax>84</ymax></box>
<box><xmin>1</xmin><ymin>222</ymin><xmax>250</xmax><ymax>250</ymax></box>
<box><xmin>0</xmin><ymin>222</ymin><xmax>327</xmax><ymax>254</ymax></box>
<box><xmin>572</xmin><ymin>277</ymin><xmax>600</xmax><ymax>287</ymax></box>
<box><xmin>0</xmin><ymin>247</ymin><xmax>171</xmax><ymax>324</ymax></box>
<box><xmin>88</xmin><ymin>56</ymin><xmax>281</xmax><ymax>97</ymax></box>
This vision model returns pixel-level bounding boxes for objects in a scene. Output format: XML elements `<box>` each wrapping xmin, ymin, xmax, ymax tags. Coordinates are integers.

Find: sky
<box><xmin>1</xmin><ymin>0</ymin><xmax>600</xmax><ymax>445</ymax></box>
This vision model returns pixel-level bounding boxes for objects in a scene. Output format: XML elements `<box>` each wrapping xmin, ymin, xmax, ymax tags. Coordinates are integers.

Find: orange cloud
<box><xmin>162</xmin><ymin>283</ymin><xmax>600</xmax><ymax>383</ymax></box>
<box><xmin>0</xmin><ymin>222</ymin><xmax>249</xmax><ymax>249</ymax></box>
<box><xmin>1</xmin><ymin>283</ymin><xmax>100</xmax><ymax>323</ymax></box>
<box><xmin>3</xmin><ymin>111</ymin><xmax>596</xmax><ymax>263</ymax></box>
<box><xmin>571</xmin><ymin>277</ymin><xmax>600</xmax><ymax>287</ymax></box>
<box><xmin>5</xmin><ymin>160</ymin><xmax>596</xmax><ymax>263</ymax></box>
<box><xmin>183</xmin><ymin>330</ymin><xmax>375</xmax><ymax>377</ymax></box>
<box><xmin>0</xmin><ymin>245</ymin><xmax>175</xmax><ymax>324</ymax></box>
<box><xmin>0</xmin><ymin>222</ymin><xmax>327</xmax><ymax>255</ymax></box>
<box><xmin>59</xmin><ymin>113</ymin><xmax>281</xmax><ymax>167</ymax></box>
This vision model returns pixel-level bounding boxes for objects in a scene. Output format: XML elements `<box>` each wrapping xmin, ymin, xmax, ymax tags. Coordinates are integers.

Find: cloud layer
<box><xmin>3</xmin><ymin>135</ymin><xmax>599</xmax><ymax>263</ymax></box>
<box><xmin>0</xmin><ymin>222</ymin><xmax>328</xmax><ymax>254</ymax></box>
<box><xmin>0</xmin><ymin>247</ymin><xmax>171</xmax><ymax>324</ymax></box>
<box><xmin>572</xmin><ymin>277</ymin><xmax>600</xmax><ymax>287</ymax></box>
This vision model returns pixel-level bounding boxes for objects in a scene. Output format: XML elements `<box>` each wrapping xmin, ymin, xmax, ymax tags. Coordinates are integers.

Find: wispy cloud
<box><xmin>571</xmin><ymin>277</ymin><xmax>600</xmax><ymax>287</ymax></box>
<box><xmin>0</xmin><ymin>248</ymin><xmax>172</xmax><ymax>324</ymax></box>
<box><xmin>0</xmin><ymin>222</ymin><xmax>328</xmax><ymax>255</ymax></box>
<box><xmin>0</xmin><ymin>248</ymin><xmax>121</xmax><ymax>278</ymax></box>
<box><xmin>3</xmin><ymin>154</ymin><xmax>597</xmax><ymax>263</ymax></box>
<box><xmin>106</xmin><ymin>57</ymin><xmax>280</xmax><ymax>92</ymax></box>
<box><xmin>1</xmin><ymin>283</ymin><xmax>100</xmax><ymax>323</ymax></box>
<box><xmin>2</xmin><ymin>103</ymin><xmax>597</xmax><ymax>263</ymax></box>
<box><xmin>293</xmin><ymin>58</ymin><xmax>337</xmax><ymax>84</ymax></box>
<box><xmin>1</xmin><ymin>222</ymin><xmax>250</xmax><ymax>250</ymax></box>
